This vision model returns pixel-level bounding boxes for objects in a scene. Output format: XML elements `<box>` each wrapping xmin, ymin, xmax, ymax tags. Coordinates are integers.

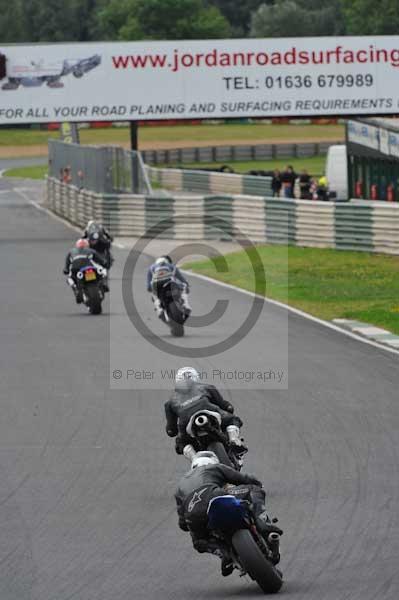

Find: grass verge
<box><xmin>0</xmin><ymin>122</ymin><xmax>344</xmax><ymax>148</ymax></box>
<box><xmin>4</xmin><ymin>165</ymin><xmax>48</xmax><ymax>179</ymax></box>
<box><xmin>185</xmin><ymin>245</ymin><xmax>399</xmax><ymax>335</ymax></box>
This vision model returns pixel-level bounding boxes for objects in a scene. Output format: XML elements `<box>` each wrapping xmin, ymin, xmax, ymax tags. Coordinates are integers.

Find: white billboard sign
<box><xmin>2</xmin><ymin>36</ymin><xmax>399</xmax><ymax>123</ymax></box>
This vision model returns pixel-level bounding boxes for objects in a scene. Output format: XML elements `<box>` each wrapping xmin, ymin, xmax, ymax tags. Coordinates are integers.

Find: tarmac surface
<box><xmin>0</xmin><ymin>157</ymin><xmax>47</xmax><ymax>173</ymax></box>
<box><xmin>0</xmin><ymin>176</ymin><xmax>398</xmax><ymax>599</ymax></box>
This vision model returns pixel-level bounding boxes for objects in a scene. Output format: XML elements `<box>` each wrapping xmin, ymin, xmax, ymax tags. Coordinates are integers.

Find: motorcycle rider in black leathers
<box><xmin>165</xmin><ymin>366</ymin><xmax>247</xmax><ymax>461</ymax></box>
<box><xmin>175</xmin><ymin>451</ymin><xmax>283</xmax><ymax>576</ymax></box>
<box><xmin>63</xmin><ymin>238</ymin><xmax>107</xmax><ymax>303</ymax></box>
<box><xmin>83</xmin><ymin>220</ymin><xmax>114</xmax><ymax>270</ymax></box>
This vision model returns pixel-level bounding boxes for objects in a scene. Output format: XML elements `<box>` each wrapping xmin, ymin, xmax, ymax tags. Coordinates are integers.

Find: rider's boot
<box><xmin>70</xmin><ymin>280</ymin><xmax>83</xmax><ymax>304</ymax></box>
<box><xmin>193</xmin><ymin>538</ymin><xmax>233</xmax><ymax>577</ymax></box>
<box><xmin>226</xmin><ymin>425</ymin><xmax>248</xmax><ymax>456</ymax></box>
<box><xmin>220</xmin><ymin>555</ymin><xmax>234</xmax><ymax>577</ymax></box>
<box><xmin>102</xmin><ymin>276</ymin><xmax>110</xmax><ymax>292</ymax></box>
<box><xmin>152</xmin><ymin>296</ymin><xmax>164</xmax><ymax>318</ymax></box>
<box><xmin>183</xmin><ymin>444</ymin><xmax>197</xmax><ymax>461</ymax></box>
<box><xmin>181</xmin><ymin>289</ymin><xmax>191</xmax><ymax>315</ymax></box>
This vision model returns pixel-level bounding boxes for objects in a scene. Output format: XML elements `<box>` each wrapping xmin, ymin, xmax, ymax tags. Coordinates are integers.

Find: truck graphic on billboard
<box><xmin>1</xmin><ymin>54</ymin><xmax>101</xmax><ymax>90</ymax></box>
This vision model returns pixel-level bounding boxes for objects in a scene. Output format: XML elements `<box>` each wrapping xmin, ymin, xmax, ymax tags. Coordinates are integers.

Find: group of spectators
<box><xmin>59</xmin><ymin>166</ymin><xmax>85</xmax><ymax>189</ymax></box>
<box><xmin>271</xmin><ymin>165</ymin><xmax>328</xmax><ymax>201</ymax></box>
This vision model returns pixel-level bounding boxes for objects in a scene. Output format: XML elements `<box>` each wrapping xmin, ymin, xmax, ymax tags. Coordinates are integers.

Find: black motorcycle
<box><xmin>185</xmin><ymin>410</ymin><xmax>244</xmax><ymax>470</ymax></box>
<box><xmin>207</xmin><ymin>495</ymin><xmax>283</xmax><ymax>594</ymax></box>
<box><xmin>155</xmin><ymin>279</ymin><xmax>190</xmax><ymax>337</ymax></box>
<box><xmin>74</xmin><ymin>264</ymin><xmax>106</xmax><ymax>315</ymax></box>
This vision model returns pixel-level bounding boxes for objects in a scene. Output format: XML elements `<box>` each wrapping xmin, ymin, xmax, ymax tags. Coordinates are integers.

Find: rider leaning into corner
<box><xmin>63</xmin><ymin>238</ymin><xmax>108</xmax><ymax>303</ymax></box>
<box><xmin>175</xmin><ymin>451</ymin><xmax>283</xmax><ymax>577</ymax></box>
<box><xmin>147</xmin><ymin>255</ymin><xmax>191</xmax><ymax>318</ymax></box>
<box><xmin>165</xmin><ymin>366</ymin><xmax>247</xmax><ymax>461</ymax></box>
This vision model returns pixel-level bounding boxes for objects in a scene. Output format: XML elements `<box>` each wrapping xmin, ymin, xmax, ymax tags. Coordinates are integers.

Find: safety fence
<box><xmin>46</xmin><ymin>178</ymin><xmax>399</xmax><ymax>254</ymax></box>
<box><xmin>48</xmin><ymin>140</ymin><xmax>152</xmax><ymax>195</ymax></box>
<box><xmin>147</xmin><ymin>166</ymin><xmax>273</xmax><ymax>196</ymax></box>
<box><xmin>141</xmin><ymin>140</ymin><xmax>338</xmax><ymax>166</ymax></box>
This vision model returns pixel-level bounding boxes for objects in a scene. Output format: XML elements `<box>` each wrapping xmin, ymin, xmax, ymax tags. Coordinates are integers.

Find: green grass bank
<box><xmin>186</xmin><ymin>246</ymin><xmax>399</xmax><ymax>335</ymax></box>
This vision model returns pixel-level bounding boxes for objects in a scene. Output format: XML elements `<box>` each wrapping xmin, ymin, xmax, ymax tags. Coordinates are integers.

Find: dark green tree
<box><xmin>208</xmin><ymin>0</ymin><xmax>270</xmax><ymax>36</ymax></box>
<box><xmin>0</xmin><ymin>0</ymin><xmax>102</xmax><ymax>43</ymax></box>
<box><xmin>94</xmin><ymin>0</ymin><xmax>231</xmax><ymax>40</ymax></box>
<box><xmin>342</xmin><ymin>0</ymin><xmax>399</xmax><ymax>35</ymax></box>
<box><xmin>250</xmin><ymin>0</ymin><xmax>344</xmax><ymax>38</ymax></box>
<box><xmin>92</xmin><ymin>0</ymin><xmax>137</xmax><ymax>40</ymax></box>
<box><xmin>0</xmin><ymin>0</ymin><xmax>25</xmax><ymax>42</ymax></box>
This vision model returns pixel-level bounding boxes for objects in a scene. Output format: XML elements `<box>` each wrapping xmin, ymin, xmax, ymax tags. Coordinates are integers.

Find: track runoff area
<box><xmin>1</xmin><ymin>35</ymin><xmax>399</xmax><ymax>599</ymax></box>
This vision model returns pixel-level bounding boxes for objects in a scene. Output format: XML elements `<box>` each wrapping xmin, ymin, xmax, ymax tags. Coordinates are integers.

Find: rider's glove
<box><xmin>63</xmin><ymin>269</ymin><xmax>69</xmax><ymax>275</ymax></box>
<box><xmin>226</xmin><ymin>404</ymin><xmax>234</xmax><ymax>414</ymax></box>
<box><xmin>246</xmin><ymin>474</ymin><xmax>263</xmax><ymax>487</ymax></box>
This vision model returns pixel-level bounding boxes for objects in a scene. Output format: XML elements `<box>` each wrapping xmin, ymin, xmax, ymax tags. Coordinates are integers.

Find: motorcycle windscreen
<box><xmin>207</xmin><ymin>495</ymin><xmax>246</xmax><ymax>532</ymax></box>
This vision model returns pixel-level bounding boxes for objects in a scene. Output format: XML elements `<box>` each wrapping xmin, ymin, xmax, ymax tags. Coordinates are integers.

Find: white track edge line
<box><xmin>183</xmin><ymin>270</ymin><xmax>399</xmax><ymax>357</ymax></box>
<box><xmin>22</xmin><ymin>191</ymin><xmax>399</xmax><ymax>358</ymax></box>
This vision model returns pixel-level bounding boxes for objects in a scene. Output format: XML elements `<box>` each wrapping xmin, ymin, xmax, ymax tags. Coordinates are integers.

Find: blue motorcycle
<box><xmin>207</xmin><ymin>495</ymin><xmax>283</xmax><ymax>594</ymax></box>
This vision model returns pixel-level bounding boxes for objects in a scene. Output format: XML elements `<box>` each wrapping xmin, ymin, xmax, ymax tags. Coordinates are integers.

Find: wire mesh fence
<box><xmin>48</xmin><ymin>140</ymin><xmax>153</xmax><ymax>195</ymax></box>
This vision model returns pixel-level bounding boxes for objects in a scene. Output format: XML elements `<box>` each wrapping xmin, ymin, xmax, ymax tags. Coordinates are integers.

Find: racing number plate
<box><xmin>84</xmin><ymin>269</ymin><xmax>96</xmax><ymax>282</ymax></box>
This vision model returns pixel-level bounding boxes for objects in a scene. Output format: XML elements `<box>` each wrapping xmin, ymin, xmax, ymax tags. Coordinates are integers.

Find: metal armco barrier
<box><xmin>46</xmin><ymin>178</ymin><xmax>399</xmax><ymax>255</ymax></box>
<box><xmin>142</xmin><ymin>140</ymin><xmax>339</xmax><ymax>166</ymax></box>
<box><xmin>146</xmin><ymin>166</ymin><xmax>273</xmax><ymax>196</ymax></box>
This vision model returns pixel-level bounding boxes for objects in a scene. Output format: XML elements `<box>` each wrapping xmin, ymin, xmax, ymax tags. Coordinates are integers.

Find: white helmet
<box><xmin>155</xmin><ymin>257</ymin><xmax>168</xmax><ymax>266</ymax></box>
<box><xmin>175</xmin><ymin>366</ymin><xmax>200</xmax><ymax>384</ymax></box>
<box><xmin>191</xmin><ymin>451</ymin><xmax>219</xmax><ymax>469</ymax></box>
<box><xmin>175</xmin><ymin>366</ymin><xmax>200</xmax><ymax>393</ymax></box>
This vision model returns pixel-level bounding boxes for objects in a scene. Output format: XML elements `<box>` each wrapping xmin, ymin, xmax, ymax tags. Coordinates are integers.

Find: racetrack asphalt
<box><xmin>0</xmin><ymin>157</ymin><xmax>48</xmax><ymax>173</ymax></box>
<box><xmin>0</xmin><ymin>177</ymin><xmax>398</xmax><ymax>600</ymax></box>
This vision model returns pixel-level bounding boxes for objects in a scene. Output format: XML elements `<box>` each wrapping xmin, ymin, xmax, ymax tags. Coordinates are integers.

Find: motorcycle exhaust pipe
<box><xmin>267</xmin><ymin>532</ymin><xmax>280</xmax><ymax>556</ymax></box>
<box><xmin>195</xmin><ymin>415</ymin><xmax>209</xmax><ymax>428</ymax></box>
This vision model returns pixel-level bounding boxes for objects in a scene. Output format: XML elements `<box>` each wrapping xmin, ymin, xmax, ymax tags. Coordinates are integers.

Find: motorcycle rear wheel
<box><xmin>168</xmin><ymin>302</ymin><xmax>184</xmax><ymax>337</ymax></box>
<box><xmin>84</xmin><ymin>285</ymin><xmax>102</xmax><ymax>315</ymax></box>
<box><xmin>232</xmin><ymin>529</ymin><xmax>283</xmax><ymax>594</ymax></box>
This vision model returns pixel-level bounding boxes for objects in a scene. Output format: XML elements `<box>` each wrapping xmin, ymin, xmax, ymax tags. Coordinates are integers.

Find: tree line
<box><xmin>1</xmin><ymin>0</ymin><xmax>398</xmax><ymax>43</ymax></box>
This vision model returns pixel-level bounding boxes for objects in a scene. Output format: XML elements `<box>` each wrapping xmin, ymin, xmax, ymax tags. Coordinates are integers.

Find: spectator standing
<box><xmin>62</xmin><ymin>166</ymin><xmax>72</xmax><ymax>184</ymax></box>
<box><xmin>299</xmin><ymin>169</ymin><xmax>312</xmax><ymax>199</ymax></box>
<box><xmin>281</xmin><ymin>165</ymin><xmax>297</xmax><ymax>198</ymax></box>
<box><xmin>317</xmin><ymin>175</ymin><xmax>328</xmax><ymax>201</ymax></box>
<box><xmin>271</xmin><ymin>169</ymin><xmax>282</xmax><ymax>197</ymax></box>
